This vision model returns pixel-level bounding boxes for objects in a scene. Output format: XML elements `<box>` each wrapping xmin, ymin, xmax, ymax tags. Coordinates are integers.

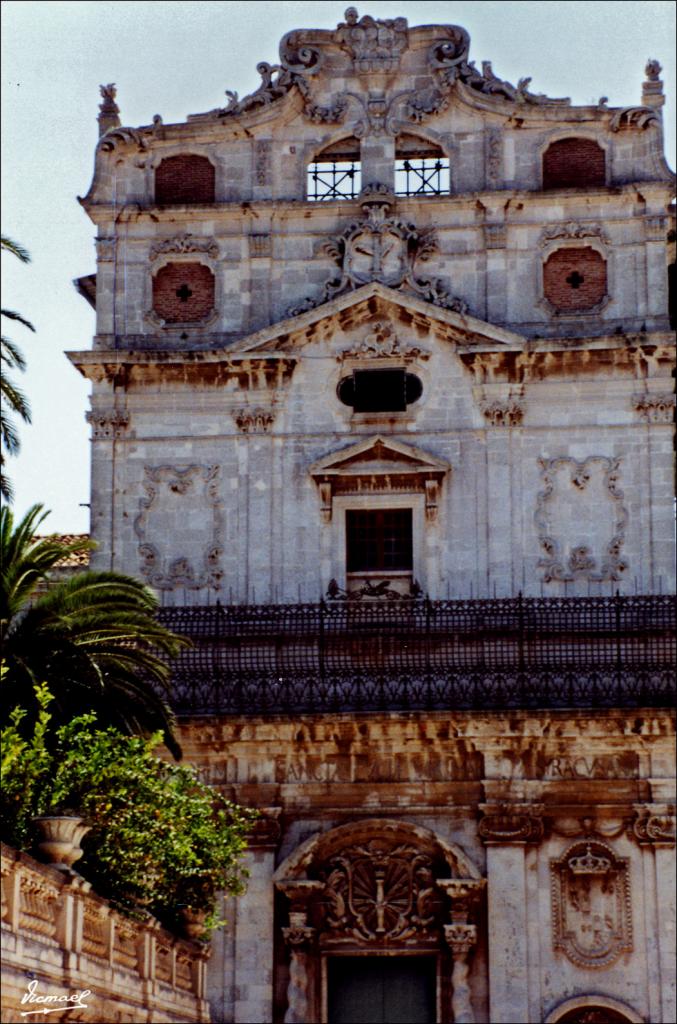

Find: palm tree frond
<box><xmin>1</xmin><ymin>235</ymin><xmax>31</xmax><ymax>263</ymax></box>
<box><xmin>1</xmin><ymin>309</ymin><xmax>35</xmax><ymax>333</ymax></box>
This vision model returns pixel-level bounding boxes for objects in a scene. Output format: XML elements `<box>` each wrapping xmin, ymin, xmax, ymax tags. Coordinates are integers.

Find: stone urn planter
<box><xmin>178</xmin><ymin>906</ymin><xmax>208</xmax><ymax>940</ymax></box>
<box><xmin>32</xmin><ymin>815</ymin><xmax>91</xmax><ymax>871</ymax></box>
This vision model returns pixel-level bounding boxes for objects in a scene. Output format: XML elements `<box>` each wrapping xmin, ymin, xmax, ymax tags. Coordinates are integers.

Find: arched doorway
<box><xmin>545</xmin><ymin>994</ymin><xmax>644</xmax><ymax>1024</ymax></box>
<box><xmin>273</xmin><ymin>819</ymin><xmax>485</xmax><ymax>1024</ymax></box>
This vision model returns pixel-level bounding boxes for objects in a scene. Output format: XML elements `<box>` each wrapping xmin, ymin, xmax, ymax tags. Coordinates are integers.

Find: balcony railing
<box><xmin>157</xmin><ymin>594</ymin><xmax>676</xmax><ymax>716</ymax></box>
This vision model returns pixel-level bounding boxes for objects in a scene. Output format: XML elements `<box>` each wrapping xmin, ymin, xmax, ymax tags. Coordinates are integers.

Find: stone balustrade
<box><xmin>1</xmin><ymin>842</ymin><xmax>210</xmax><ymax>1023</ymax></box>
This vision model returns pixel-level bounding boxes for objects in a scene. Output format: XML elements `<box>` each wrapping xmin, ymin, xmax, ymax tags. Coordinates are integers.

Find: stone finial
<box><xmin>642</xmin><ymin>58</ymin><xmax>665</xmax><ymax>109</ymax></box>
<box><xmin>98</xmin><ymin>83</ymin><xmax>121</xmax><ymax>137</ymax></box>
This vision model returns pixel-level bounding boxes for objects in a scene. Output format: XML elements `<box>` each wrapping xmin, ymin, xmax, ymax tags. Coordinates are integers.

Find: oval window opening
<box><xmin>338</xmin><ymin>370</ymin><xmax>423</xmax><ymax>412</ymax></box>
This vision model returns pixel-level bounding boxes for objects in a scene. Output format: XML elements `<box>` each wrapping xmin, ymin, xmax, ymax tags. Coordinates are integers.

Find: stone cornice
<box><xmin>67</xmin><ymin>350</ymin><xmax>297</xmax><ymax>387</ymax></box>
<box><xmin>78</xmin><ymin>180</ymin><xmax>675</xmax><ymax>223</ymax></box>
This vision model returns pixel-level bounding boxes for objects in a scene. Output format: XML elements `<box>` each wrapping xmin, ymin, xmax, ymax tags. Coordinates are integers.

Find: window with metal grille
<box><xmin>346</xmin><ymin>509</ymin><xmax>413</xmax><ymax>572</ymax></box>
<box><xmin>307</xmin><ymin>137</ymin><xmax>362</xmax><ymax>201</ymax></box>
<box><xmin>395</xmin><ymin>134</ymin><xmax>449</xmax><ymax>197</ymax></box>
<box><xmin>307</xmin><ymin>160</ymin><xmax>361</xmax><ymax>201</ymax></box>
<box><xmin>395</xmin><ymin>157</ymin><xmax>450</xmax><ymax>197</ymax></box>
<box><xmin>338</xmin><ymin>369</ymin><xmax>423</xmax><ymax>412</ymax></box>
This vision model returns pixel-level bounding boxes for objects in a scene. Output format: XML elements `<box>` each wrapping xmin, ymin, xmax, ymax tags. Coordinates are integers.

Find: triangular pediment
<box><xmin>237</xmin><ymin>282</ymin><xmax>525</xmax><ymax>356</ymax></box>
<box><xmin>310</xmin><ymin>434</ymin><xmax>448</xmax><ymax>480</ymax></box>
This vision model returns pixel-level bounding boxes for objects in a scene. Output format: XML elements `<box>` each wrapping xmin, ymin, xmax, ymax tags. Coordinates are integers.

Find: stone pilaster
<box><xmin>632</xmin><ymin>804</ymin><xmax>676</xmax><ymax>1023</ymax></box>
<box><xmin>479</xmin><ymin>804</ymin><xmax>543</xmax><ymax>1024</ymax></box>
<box><xmin>232</xmin><ymin>808</ymin><xmax>281</xmax><ymax>1024</ymax></box>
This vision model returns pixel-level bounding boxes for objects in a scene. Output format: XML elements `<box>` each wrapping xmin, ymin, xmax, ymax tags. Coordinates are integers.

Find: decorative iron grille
<box><xmin>156</xmin><ymin>594</ymin><xmax>676</xmax><ymax>716</ymax></box>
<box><xmin>395</xmin><ymin>158</ymin><xmax>450</xmax><ymax>197</ymax></box>
<box><xmin>307</xmin><ymin>161</ymin><xmax>361</xmax><ymax>201</ymax></box>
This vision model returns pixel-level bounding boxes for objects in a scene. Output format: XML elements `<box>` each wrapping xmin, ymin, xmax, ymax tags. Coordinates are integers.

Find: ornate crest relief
<box><xmin>551</xmin><ymin>841</ymin><xmax>632</xmax><ymax>968</ymax></box>
<box><xmin>134</xmin><ymin>465</ymin><xmax>223</xmax><ymax>590</ymax></box>
<box><xmin>335</xmin><ymin>9</ymin><xmax>409</xmax><ymax>73</ymax></box>
<box><xmin>319</xmin><ymin>838</ymin><xmax>442</xmax><ymax>943</ymax></box>
<box><xmin>289</xmin><ymin>185</ymin><xmax>467</xmax><ymax>317</ymax></box>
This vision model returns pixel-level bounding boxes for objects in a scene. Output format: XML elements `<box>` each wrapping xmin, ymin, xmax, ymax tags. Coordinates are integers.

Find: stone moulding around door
<box><xmin>274</xmin><ymin>819</ymin><xmax>485</xmax><ymax>1024</ymax></box>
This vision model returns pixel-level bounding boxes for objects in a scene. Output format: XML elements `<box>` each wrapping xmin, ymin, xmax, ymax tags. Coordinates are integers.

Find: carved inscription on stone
<box><xmin>274</xmin><ymin>750</ymin><xmax>483</xmax><ymax>783</ymax></box>
<box><xmin>544</xmin><ymin>754</ymin><xmax>639</xmax><ymax>779</ymax></box>
<box><xmin>535</xmin><ymin>456</ymin><xmax>628</xmax><ymax>582</ymax></box>
<box><xmin>551</xmin><ymin>841</ymin><xmax>632</xmax><ymax>968</ymax></box>
<box><xmin>134</xmin><ymin>465</ymin><xmax>223</xmax><ymax>590</ymax></box>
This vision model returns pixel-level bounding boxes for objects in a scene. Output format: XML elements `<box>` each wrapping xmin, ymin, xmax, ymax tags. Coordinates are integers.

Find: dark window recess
<box><xmin>338</xmin><ymin>370</ymin><xmax>422</xmax><ymax>412</ymax></box>
<box><xmin>346</xmin><ymin>509</ymin><xmax>413</xmax><ymax>573</ymax></box>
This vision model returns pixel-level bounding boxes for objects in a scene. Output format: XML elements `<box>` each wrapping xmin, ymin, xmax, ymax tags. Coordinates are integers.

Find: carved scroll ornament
<box><xmin>551</xmin><ymin>840</ymin><xmax>632</xmax><ymax>968</ymax></box>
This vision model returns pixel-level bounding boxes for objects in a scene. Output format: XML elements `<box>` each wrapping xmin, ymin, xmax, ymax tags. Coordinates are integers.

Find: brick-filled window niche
<box><xmin>152</xmin><ymin>262</ymin><xmax>215</xmax><ymax>323</ymax></box>
<box><xmin>155</xmin><ymin>154</ymin><xmax>215</xmax><ymax>204</ymax></box>
<box><xmin>542</xmin><ymin>138</ymin><xmax>605</xmax><ymax>190</ymax></box>
<box><xmin>543</xmin><ymin>247</ymin><xmax>607</xmax><ymax>312</ymax></box>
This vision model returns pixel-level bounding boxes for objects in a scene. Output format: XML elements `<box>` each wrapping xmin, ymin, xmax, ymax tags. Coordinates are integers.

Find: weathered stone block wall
<box><xmin>177</xmin><ymin>708</ymin><xmax>676</xmax><ymax>1024</ymax></box>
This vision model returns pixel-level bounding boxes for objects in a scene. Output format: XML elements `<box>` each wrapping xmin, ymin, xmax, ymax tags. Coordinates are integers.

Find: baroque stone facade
<box><xmin>66</xmin><ymin>10</ymin><xmax>675</xmax><ymax>1024</ymax></box>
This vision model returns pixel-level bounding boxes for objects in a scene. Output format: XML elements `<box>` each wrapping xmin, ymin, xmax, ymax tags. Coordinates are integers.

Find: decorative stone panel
<box><xmin>542</xmin><ymin>138</ymin><xmax>605</xmax><ymax>189</ymax></box>
<box><xmin>535</xmin><ymin>456</ymin><xmax>627</xmax><ymax>582</ymax></box>
<box><xmin>543</xmin><ymin>247</ymin><xmax>607</xmax><ymax>311</ymax></box>
<box><xmin>152</xmin><ymin>262</ymin><xmax>215</xmax><ymax>323</ymax></box>
<box><xmin>550</xmin><ymin>840</ymin><xmax>632</xmax><ymax>968</ymax></box>
<box><xmin>155</xmin><ymin>154</ymin><xmax>215</xmax><ymax>204</ymax></box>
<box><xmin>149</xmin><ymin>233</ymin><xmax>219</xmax><ymax>261</ymax></box>
<box><xmin>134</xmin><ymin>464</ymin><xmax>223</xmax><ymax>590</ymax></box>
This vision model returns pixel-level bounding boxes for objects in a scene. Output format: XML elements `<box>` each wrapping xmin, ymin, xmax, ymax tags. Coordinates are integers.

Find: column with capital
<box><xmin>479</xmin><ymin>803</ymin><xmax>543</xmax><ymax>1024</ymax></box>
<box><xmin>277</xmin><ymin>880</ymin><xmax>325</xmax><ymax>1024</ymax></box>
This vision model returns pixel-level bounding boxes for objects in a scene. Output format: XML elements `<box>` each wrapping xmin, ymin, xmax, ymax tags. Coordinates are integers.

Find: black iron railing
<box><xmin>157</xmin><ymin>594</ymin><xmax>676</xmax><ymax>716</ymax></box>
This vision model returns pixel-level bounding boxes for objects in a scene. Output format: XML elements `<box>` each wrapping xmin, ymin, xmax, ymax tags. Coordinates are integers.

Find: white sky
<box><xmin>2</xmin><ymin>0</ymin><xmax>675</xmax><ymax>533</ymax></box>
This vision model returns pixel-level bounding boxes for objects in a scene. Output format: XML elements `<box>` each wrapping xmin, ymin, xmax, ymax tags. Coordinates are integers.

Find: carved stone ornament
<box><xmin>248</xmin><ymin>807</ymin><xmax>282</xmax><ymax>849</ymax></box>
<box><xmin>481</xmin><ymin>397</ymin><xmax>524</xmax><ymax>427</ymax></box>
<box><xmin>551</xmin><ymin>840</ymin><xmax>632</xmax><ymax>968</ymax></box>
<box><xmin>631</xmin><ymin>807</ymin><xmax>676</xmax><ymax>846</ymax></box>
<box><xmin>326</xmin><ymin>577</ymin><xmax>423</xmax><ymax>602</ymax></box>
<box><xmin>189</xmin><ymin>17</ymin><xmax>568</xmax><ymax>137</ymax></box>
<box><xmin>97</xmin><ymin>83</ymin><xmax>120</xmax><ymax>137</ymax></box>
<box><xmin>339</xmin><ymin>320</ymin><xmax>429</xmax><ymax>361</ymax></box>
<box><xmin>149</xmin><ymin>233</ymin><xmax>219</xmax><ymax>261</ymax></box>
<box><xmin>535</xmin><ymin>456</ymin><xmax>628</xmax><ymax>583</ymax></box>
<box><xmin>134</xmin><ymin>465</ymin><xmax>223</xmax><ymax>590</ymax></box>
<box><xmin>288</xmin><ymin>185</ymin><xmax>466</xmax><ymax>317</ymax></box>
<box><xmin>609</xmin><ymin>105</ymin><xmax>660</xmax><ymax>131</ymax></box>
<box><xmin>95</xmin><ymin>236</ymin><xmax>116</xmax><ymax>262</ymax></box>
<box><xmin>254</xmin><ymin>139</ymin><xmax>272</xmax><ymax>185</ymax></box>
<box><xmin>540</xmin><ymin>222</ymin><xmax>608</xmax><ymax>246</ymax></box>
<box><xmin>249</xmin><ymin>233</ymin><xmax>272</xmax><ymax>258</ymax></box>
<box><xmin>335</xmin><ymin>8</ymin><xmax>409</xmax><ymax>72</ymax></box>
<box><xmin>85</xmin><ymin>409</ymin><xmax>129</xmax><ymax>439</ymax></box>
<box><xmin>632</xmin><ymin>392</ymin><xmax>675</xmax><ymax>424</ymax></box>
<box><xmin>317</xmin><ymin>838</ymin><xmax>444</xmax><ymax>943</ymax></box>
<box><xmin>478</xmin><ymin>806</ymin><xmax>544</xmax><ymax>844</ymax></box>
<box><xmin>232</xmin><ymin>407</ymin><xmax>276</xmax><ymax>433</ymax></box>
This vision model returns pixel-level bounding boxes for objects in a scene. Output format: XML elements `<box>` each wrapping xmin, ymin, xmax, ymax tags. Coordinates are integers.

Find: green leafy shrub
<box><xmin>1</xmin><ymin>685</ymin><xmax>256</xmax><ymax>938</ymax></box>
